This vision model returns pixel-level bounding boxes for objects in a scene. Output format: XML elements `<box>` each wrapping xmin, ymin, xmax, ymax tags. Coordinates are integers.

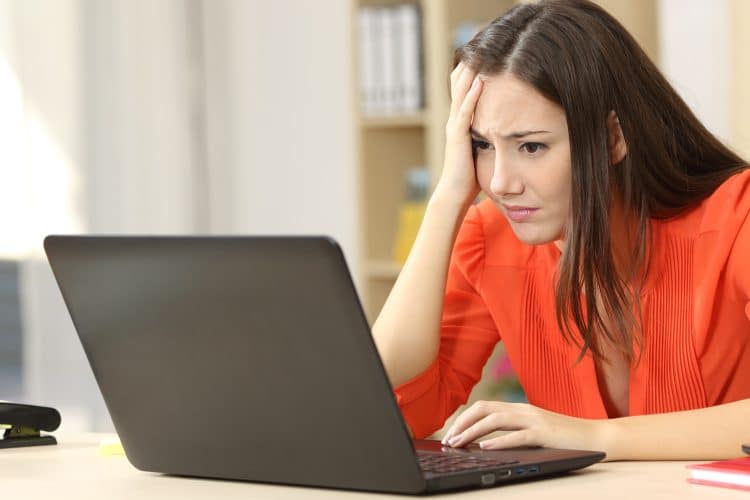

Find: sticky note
<box><xmin>98</xmin><ymin>436</ymin><xmax>125</xmax><ymax>456</ymax></box>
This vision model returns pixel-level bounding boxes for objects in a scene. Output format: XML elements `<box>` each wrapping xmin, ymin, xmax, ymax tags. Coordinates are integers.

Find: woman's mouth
<box><xmin>502</xmin><ymin>205</ymin><xmax>539</xmax><ymax>222</ymax></box>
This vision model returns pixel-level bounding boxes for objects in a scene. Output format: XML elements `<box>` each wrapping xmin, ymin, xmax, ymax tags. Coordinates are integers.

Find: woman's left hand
<box><xmin>441</xmin><ymin>401</ymin><xmax>609</xmax><ymax>454</ymax></box>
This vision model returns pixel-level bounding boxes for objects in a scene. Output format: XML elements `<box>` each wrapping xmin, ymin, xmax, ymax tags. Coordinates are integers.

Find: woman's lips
<box><xmin>503</xmin><ymin>205</ymin><xmax>539</xmax><ymax>222</ymax></box>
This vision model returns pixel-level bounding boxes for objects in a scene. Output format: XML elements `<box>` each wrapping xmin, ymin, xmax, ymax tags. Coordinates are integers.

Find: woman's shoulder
<box><xmin>660</xmin><ymin>168</ymin><xmax>750</xmax><ymax>238</ymax></box>
<box><xmin>698</xmin><ymin>168</ymin><xmax>750</xmax><ymax>227</ymax></box>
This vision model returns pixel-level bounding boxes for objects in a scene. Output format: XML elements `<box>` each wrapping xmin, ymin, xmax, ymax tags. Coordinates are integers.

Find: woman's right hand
<box><xmin>434</xmin><ymin>61</ymin><xmax>484</xmax><ymax>206</ymax></box>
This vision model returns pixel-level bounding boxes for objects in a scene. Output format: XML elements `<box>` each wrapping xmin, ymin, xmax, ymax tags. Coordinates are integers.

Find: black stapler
<box><xmin>0</xmin><ymin>402</ymin><xmax>61</xmax><ymax>449</ymax></box>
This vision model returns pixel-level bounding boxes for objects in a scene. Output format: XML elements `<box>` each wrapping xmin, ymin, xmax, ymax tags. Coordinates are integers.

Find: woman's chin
<box><xmin>510</xmin><ymin>224</ymin><xmax>559</xmax><ymax>246</ymax></box>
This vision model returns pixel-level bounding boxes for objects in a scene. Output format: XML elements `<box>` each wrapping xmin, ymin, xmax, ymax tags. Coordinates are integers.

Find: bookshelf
<box><xmin>351</xmin><ymin>0</ymin><xmax>658</xmax><ymax>436</ymax></box>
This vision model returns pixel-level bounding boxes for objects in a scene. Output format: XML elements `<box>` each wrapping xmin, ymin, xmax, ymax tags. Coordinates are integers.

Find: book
<box><xmin>686</xmin><ymin>457</ymin><xmax>750</xmax><ymax>491</ymax></box>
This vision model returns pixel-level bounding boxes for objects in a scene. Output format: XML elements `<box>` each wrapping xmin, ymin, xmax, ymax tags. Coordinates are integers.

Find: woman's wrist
<box><xmin>430</xmin><ymin>181</ymin><xmax>477</xmax><ymax>214</ymax></box>
<box><xmin>592</xmin><ymin>417</ymin><xmax>621</xmax><ymax>461</ymax></box>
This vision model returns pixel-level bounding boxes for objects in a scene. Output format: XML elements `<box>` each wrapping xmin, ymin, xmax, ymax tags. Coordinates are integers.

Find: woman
<box><xmin>372</xmin><ymin>0</ymin><xmax>750</xmax><ymax>461</ymax></box>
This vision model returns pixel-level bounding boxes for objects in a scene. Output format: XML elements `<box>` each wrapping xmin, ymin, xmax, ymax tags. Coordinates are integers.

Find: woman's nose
<box><xmin>489</xmin><ymin>157</ymin><xmax>523</xmax><ymax>197</ymax></box>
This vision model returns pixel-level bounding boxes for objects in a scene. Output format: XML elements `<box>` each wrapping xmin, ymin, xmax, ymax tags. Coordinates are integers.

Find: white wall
<box><xmin>201</xmin><ymin>0</ymin><xmax>357</xmax><ymax>264</ymax></box>
<box><xmin>658</xmin><ymin>0</ymin><xmax>732</xmax><ymax>143</ymax></box>
<box><xmin>730</xmin><ymin>0</ymin><xmax>750</xmax><ymax>159</ymax></box>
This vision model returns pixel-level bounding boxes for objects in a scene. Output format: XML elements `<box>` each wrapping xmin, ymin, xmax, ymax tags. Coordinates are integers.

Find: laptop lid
<box><xmin>44</xmin><ymin>236</ymin><xmax>426</xmax><ymax>494</ymax></box>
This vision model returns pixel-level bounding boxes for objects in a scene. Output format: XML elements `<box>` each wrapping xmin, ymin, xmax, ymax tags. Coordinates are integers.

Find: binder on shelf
<box><xmin>399</xmin><ymin>4</ymin><xmax>422</xmax><ymax>112</ymax></box>
<box><xmin>381</xmin><ymin>7</ymin><xmax>396</xmax><ymax>113</ymax></box>
<box><xmin>358</xmin><ymin>7</ymin><xmax>375</xmax><ymax>115</ymax></box>
<box><xmin>357</xmin><ymin>3</ymin><xmax>423</xmax><ymax>116</ymax></box>
<box><xmin>371</xmin><ymin>7</ymin><xmax>386</xmax><ymax>113</ymax></box>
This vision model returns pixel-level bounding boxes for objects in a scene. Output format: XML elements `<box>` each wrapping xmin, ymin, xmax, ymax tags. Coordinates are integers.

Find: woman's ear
<box><xmin>607</xmin><ymin>110</ymin><xmax>628</xmax><ymax>165</ymax></box>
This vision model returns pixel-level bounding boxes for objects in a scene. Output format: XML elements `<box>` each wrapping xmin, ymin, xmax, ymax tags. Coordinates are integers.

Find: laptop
<box><xmin>44</xmin><ymin>235</ymin><xmax>604</xmax><ymax>494</ymax></box>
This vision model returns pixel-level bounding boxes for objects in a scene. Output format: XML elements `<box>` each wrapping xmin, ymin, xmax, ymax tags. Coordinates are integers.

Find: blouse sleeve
<box><xmin>728</xmin><ymin>210</ymin><xmax>750</xmax><ymax>322</ymax></box>
<box><xmin>392</xmin><ymin>204</ymin><xmax>501</xmax><ymax>439</ymax></box>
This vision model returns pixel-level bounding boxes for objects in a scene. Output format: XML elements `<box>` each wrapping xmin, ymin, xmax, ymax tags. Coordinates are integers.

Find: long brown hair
<box><xmin>454</xmin><ymin>0</ymin><xmax>748</xmax><ymax>364</ymax></box>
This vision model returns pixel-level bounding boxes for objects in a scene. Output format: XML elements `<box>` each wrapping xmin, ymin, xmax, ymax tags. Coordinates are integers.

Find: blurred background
<box><xmin>0</xmin><ymin>0</ymin><xmax>748</xmax><ymax>434</ymax></box>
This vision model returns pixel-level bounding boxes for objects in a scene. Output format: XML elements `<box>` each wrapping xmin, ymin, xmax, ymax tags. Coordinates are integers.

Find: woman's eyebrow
<box><xmin>470</xmin><ymin>128</ymin><xmax>551</xmax><ymax>140</ymax></box>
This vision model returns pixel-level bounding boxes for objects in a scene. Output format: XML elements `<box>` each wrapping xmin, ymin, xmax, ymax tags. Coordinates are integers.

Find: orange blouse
<box><xmin>394</xmin><ymin>170</ymin><xmax>750</xmax><ymax>439</ymax></box>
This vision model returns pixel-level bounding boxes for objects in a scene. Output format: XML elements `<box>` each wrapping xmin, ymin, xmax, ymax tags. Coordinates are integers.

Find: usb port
<box><xmin>515</xmin><ymin>468</ymin><xmax>527</xmax><ymax>475</ymax></box>
<box><xmin>528</xmin><ymin>465</ymin><xmax>539</xmax><ymax>473</ymax></box>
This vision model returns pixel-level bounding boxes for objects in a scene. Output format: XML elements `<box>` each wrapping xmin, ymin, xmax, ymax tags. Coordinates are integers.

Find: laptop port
<box><xmin>528</xmin><ymin>465</ymin><xmax>539</xmax><ymax>473</ymax></box>
<box><xmin>481</xmin><ymin>469</ymin><xmax>511</xmax><ymax>486</ymax></box>
<box><xmin>480</xmin><ymin>473</ymin><xmax>495</xmax><ymax>486</ymax></box>
<box><xmin>515</xmin><ymin>468</ymin><xmax>527</xmax><ymax>475</ymax></box>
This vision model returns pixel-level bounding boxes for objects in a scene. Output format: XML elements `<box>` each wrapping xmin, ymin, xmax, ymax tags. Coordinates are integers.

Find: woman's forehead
<box><xmin>472</xmin><ymin>73</ymin><xmax>567</xmax><ymax>139</ymax></box>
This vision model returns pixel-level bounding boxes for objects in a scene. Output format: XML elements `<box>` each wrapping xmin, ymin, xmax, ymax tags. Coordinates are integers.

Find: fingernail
<box><xmin>479</xmin><ymin>441</ymin><xmax>487</xmax><ymax>449</ymax></box>
<box><xmin>448</xmin><ymin>434</ymin><xmax>462</xmax><ymax>446</ymax></box>
<box><xmin>471</xmin><ymin>77</ymin><xmax>479</xmax><ymax>88</ymax></box>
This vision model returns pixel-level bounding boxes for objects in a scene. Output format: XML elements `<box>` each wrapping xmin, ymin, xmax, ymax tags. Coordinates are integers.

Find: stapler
<box><xmin>0</xmin><ymin>401</ymin><xmax>61</xmax><ymax>449</ymax></box>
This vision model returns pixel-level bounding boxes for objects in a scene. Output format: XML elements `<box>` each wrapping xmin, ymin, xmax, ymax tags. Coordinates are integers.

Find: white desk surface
<box><xmin>1</xmin><ymin>433</ymin><xmax>745</xmax><ymax>499</ymax></box>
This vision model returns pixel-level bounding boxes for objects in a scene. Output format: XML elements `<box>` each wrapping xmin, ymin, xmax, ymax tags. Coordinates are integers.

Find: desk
<box><xmin>1</xmin><ymin>433</ymin><xmax>745</xmax><ymax>499</ymax></box>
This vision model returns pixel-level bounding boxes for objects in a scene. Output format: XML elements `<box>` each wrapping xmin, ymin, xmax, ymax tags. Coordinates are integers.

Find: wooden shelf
<box><xmin>360</xmin><ymin>111</ymin><xmax>427</xmax><ymax>129</ymax></box>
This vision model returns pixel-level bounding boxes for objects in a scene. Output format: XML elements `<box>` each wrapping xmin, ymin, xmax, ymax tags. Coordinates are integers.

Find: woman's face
<box><xmin>471</xmin><ymin>72</ymin><xmax>571</xmax><ymax>247</ymax></box>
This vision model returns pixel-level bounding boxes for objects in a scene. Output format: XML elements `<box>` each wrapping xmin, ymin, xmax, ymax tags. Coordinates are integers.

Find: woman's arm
<box><xmin>441</xmin><ymin>398</ymin><xmax>750</xmax><ymax>461</ymax></box>
<box><xmin>372</xmin><ymin>63</ymin><xmax>483</xmax><ymax>387</ymax></box>
<box><xmin>601</xmin><ymin>398</ymin><xmax>750</xmax><ymax>460</ymax></box>
<box><xmin>372</xmin><ymin>193</ymin><xmax>473</xmax><ymax>387</ymax></box>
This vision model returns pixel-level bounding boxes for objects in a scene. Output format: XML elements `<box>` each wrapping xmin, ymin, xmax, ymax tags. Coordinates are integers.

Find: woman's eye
<box><xmin>520</xmin><ymin>142</ymin><xmax>546</xmax><ymax>154</ymax></box>
<box><xmin>472</xmin><ymin>139</ymin><xmax>491</xmax><ymax>151</ymax></box>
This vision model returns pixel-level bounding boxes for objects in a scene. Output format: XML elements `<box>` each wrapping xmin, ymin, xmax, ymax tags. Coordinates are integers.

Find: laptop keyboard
<box><xmin>417</xmin><ymin>451</ymin><xmax>519</xmax><ymax>474</ymax></box>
